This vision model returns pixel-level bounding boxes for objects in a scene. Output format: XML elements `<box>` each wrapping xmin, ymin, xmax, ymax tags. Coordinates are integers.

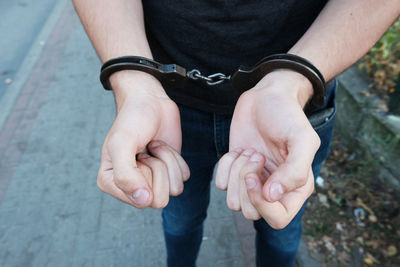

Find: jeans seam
<box><xmin>213</xmin><ymin>113</ymin><xmax>221</xmax><ymax>157</ymax></box>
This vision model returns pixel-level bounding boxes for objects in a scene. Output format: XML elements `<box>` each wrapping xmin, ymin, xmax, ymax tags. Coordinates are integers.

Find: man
<box><xmin>72</xmin><ymin>0</ymin><xmax>399</xmax><ymax>266</ymax></box>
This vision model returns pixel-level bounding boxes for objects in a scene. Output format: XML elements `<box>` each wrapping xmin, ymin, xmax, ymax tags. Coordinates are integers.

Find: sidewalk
<box><xmin>0</xmin><ymin>2</ymin><xmax>251</xmax><ymax>266</ymax></box>
<box><xmin>0</xmin><ymin>2</ymin><xmax>318</xmax><ymax>267</ymax></box>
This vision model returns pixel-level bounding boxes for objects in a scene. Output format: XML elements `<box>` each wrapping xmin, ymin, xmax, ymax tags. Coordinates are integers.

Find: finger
<box><xmin>148</xmin><ymin>140</ymin><xmax>184</xmax><ymax>196</ymax></box>
<box><xmin>246</xmin><ymin>169</ymin><xmax>314</xmax><ymax>229</ymax></box>
<box><xmin>279</xmin><ymin>168</ymin><xmax>315</xmax><ymax>213</ymax></box>
<box><xmin>227</xmin><ymin>149</ymin><xmax>254</xmax><ymax>211</ymax></box>
<box><xmin>263</xmin><ymin>129</ymin><xmax>320</xmax><ymax>202</ymax></box>
<box><xmin>215</xmin><ymin>149</ymin><xmax>242</xmax><ymax>190</ymax></box>
<box><xmin>239</xmin><ymin>152</ymin><xmax>265</xmax><ymax>220</ymax></box>
<box><xmin>106</xmin><ymin>132</ymin><xmax>152</xmax><ymax>208</ymax></box>
<box><xmin>97</xmin><ymin>170</ymin><xmax>141</xmax><ymax>206</ymax></box>
<box><xmin>137</xmin><ymin>153</ymin><xmax>170</xmax><ymax>209</ymax></box>
<box><xmin>97</xmin><ymin>147</ymin><xmax>152</xmax><ymax>206</ymax></box>
<box><xmin>245</xmin><ymin>173</ymin><xmax>291</xmax><ymax>229</ymax></box>
<box><xmin>165</xmin><ymin>145</ymin><xmax>190</xmax><ymax>181</ymax></box>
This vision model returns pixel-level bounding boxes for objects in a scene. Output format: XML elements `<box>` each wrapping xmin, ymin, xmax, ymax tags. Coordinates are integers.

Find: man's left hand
<box><xmin>215</xmin><ymin>70</ymin><xmax>320</xmax><ymax>229</ymax></box>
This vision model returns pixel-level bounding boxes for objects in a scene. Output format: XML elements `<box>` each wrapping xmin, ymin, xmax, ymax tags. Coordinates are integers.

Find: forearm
<box><xmin>72</xmin><ymin>0</ymin><xmax>163</xmax><ymax>105</ymax></box>
<box><xmin>72</xmin><ymin>0</ymin><xmax>151</xmax><ymax>61</ymax></box>
<box><xmin>267</xmin><ymin>0</ymin><xmax>400</xmax><ymax>106</ymax></box>
<box><xmin>290</xmin><ymin>0</ymin><xmax>400</xmax><ymax>82</ymax></box>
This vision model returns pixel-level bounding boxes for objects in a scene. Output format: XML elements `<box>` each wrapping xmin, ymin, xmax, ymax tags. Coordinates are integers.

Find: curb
<box><xmin>337</xmin><ymin>66</ymin><xmax>400</xmax><ymax>192</ymax></box>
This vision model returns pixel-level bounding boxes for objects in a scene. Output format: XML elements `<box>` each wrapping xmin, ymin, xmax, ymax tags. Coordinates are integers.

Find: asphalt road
<box><xmin>0</xmin><ymin>0</ymin><xmax>57</xmax><ymax>99</ymax></box>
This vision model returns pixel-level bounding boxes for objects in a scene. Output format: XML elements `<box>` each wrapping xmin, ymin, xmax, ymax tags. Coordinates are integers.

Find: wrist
<box><xmin>255</xmin><ymin>70</ymin><xmax>314</xmax><ymax>107</ymax></box>
<box><xmin>110</xmin><ymin>70</ymin><xmax>167</xmax><ymax>108</ymax></box>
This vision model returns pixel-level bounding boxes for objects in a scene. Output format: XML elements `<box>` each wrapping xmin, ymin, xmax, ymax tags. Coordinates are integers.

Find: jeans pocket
<box><xmin>308</xmin><ymin>80</ymin><xmax>337</xmax><ymax>177</ymax></box>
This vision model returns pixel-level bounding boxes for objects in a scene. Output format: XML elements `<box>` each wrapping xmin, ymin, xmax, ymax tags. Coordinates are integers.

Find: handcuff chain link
<box><xmin>187</xmin><ymin>69</ymin><xmax>231</xmax><ymax>86</ymax></box>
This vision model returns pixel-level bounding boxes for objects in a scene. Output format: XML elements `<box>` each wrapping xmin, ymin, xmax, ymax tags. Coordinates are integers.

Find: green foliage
<box><xmin>359</xmin><ymin>18</ymin><xmax>400</xmax><ymax>95</ymax></box>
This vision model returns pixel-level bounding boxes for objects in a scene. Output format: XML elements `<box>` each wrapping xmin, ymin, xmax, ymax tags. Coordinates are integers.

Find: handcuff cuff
<box><xmin>100</xmin><ymin>53</ymin><xmax>326</xmax><ymax>109</ymax></box>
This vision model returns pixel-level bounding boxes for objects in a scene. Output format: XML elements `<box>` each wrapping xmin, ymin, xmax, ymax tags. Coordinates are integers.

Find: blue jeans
<box><xmin>162</xmin><ymin>81</ymin><xmax>337</xmax><ymax>267</ymax></box>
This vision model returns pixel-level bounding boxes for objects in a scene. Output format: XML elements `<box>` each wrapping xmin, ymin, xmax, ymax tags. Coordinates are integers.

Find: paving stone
<box><xmin>77</xmin><ymin>197</ymin><xmax>102</xmax><ymax>234</ymax></box>
<box><xmin>142</xmin><ymin>244</ymin><xmax>166</xmax><ymax>267</ymax></box>
<box><xmin>115</xmin><ymin>229</ymin><xmax>145</xmax><ymax>266</ymax></box>
<box><xmin>96</xmin><ymin>210</ymin><xmax>123</xmax><ymax>250</ymax></box>
<box><xmin>70</xmin><ymin>231</ymin><xmax>98</xmax><ymax>267</ymax></box>
<box><xmin>94</xmin><ymin>249</ymin><xmax>116</xmax><ymax>267</ymax></box>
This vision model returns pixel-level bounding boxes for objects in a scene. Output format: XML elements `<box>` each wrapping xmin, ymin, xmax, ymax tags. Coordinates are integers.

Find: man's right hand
<box><xmin>97</xmin><ymin>71</ymin><xmax>190</xmax><ymax>209</ymax></box>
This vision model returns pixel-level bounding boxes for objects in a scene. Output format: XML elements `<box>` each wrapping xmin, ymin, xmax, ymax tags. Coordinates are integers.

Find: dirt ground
<box><xmin>303</xmin><ymin>132</ymin><xmax>400</xmax><ymax>266</ymax></box>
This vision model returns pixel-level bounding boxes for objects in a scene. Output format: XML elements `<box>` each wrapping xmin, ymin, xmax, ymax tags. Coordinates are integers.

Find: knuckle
<box><xmin>151</xmin><ymin>143</ymin><xmax>169</xmax><ymax>153</ymax></box>
<box><xmin>138</xmin><ymin>162</ymin><xmax>152</xmax><ymax>179</ymax></box>
<box><xmin>307</xmin><ymin>129</ymin><xmax>321</xmax><ymax>148</ymax></box>
<box><xmin>164</xmin><ymin>100</ymin><xmax>179</xmax><ymax>114</ymax></box>
<box><xmin>239</xmin><ymin>90</ymin><xmax>254</xmax><ymax>102</ymax></box>
<box><xmin>152</xmin><ymin>158</ymin><xmax>168</xmax><ymax>171</ymax></box>
<box><xmin>270</xmin><ymin>221</ymin><xmax>286</xmax><ymax>230</ymax></box>
<box><xmin>113</xmin><ymin>174</ymin><xmax>132</xmax><ymax>192</ymax></box>
<box><xmin>252</xmin><ymin>197</ymin><xmax>263</xmax><ymax>209</ymax></box>
<box><xmin>140</xmin><ymin>156</ymin><xmax>161</xmax><ymax>169</ymax></box>
<box><xmin>269</xmin><ymin>217</ymin><xmax>290</xmax><ymax>230</ymax></box>
<box><xmin>170</xmin><ymin>184</ymin><xmax>184</xmax><ymax>196</ymax></box>
<box><xmin>243</xmin><ymin>211</ymin><xmax>261</xmax><ymax>221</ymax></box>
<box><xmin>294</xmin><ymin>175</ymin><xmax>308</xmax><ymax>188</ymax></box>
<box><xmin>182</xmin><ymin>170</ymin><xmax>190</xmax><ymax>181</ymax></box>
<box><xmin>239</xmin><ymin>168</ymin><xmax>251</xmax><ymax>180</ymax></box>
<box><xmin>96</xmin><ymin>176</ymin><xmax>107</xmax><ymax>193</ymax></box>
<box><xmin>219</xmin><ymin>151</ymin><xmax>239</xmax><ymax>165</ymax></box>
<box><xmin>226</xmin><ymin>197</ymin><xmax>241</xmax><ymax>211</ymax></box>
<box><xmin>313</xmin><ymin>132</ymin><xmax>321</xmax><ymax>148</ymax></box>
<box><xmin>226</xmin><ymin>151</ymin><xmax>240</xmax><ymax>161</ymax></box>
<box><xmin>107</xmin><ymin>131</ymin><xmax>131</xmax><ymax>150</ymax></box>
<box><xmin>153</xmin><ymin>198</ymin><xmax>169</xmax><ymax>209</ymax></box>
<box><xmin>287</xmin><ymin>165</ymin><xmax>308</xmax><ymax>188</ymax></box>
<box><xmin>215</xmin><ymin>180</ymin><xmax>227</xmax><ymax>191</ymax></box>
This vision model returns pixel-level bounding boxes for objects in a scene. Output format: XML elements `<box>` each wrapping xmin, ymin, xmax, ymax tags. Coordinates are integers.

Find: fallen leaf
<box><xmin>322</xmin><ymin>235</ymin><xmax>332</xmax><ymax>243</ymax></box>
<box><xmin>327</xmin><ymin>190</ymin><xmax>336</xmax><ymax>199</ymax></box>
<box><xmin>356</xmin><ymin>198</ymin><xmax>376</xmax><ymax>217</ymax></box>
<box><xmin>365</xmin><ymin>240</ymin><xmax>379</xmax><ymax>249</ymax></box>
<box><xmin>336</xmin><ymin>222</ymin><xmax>344</xmax><ymax>232</ymax></box>
<box><xmin>360</xmin><ymin>90</ymin><xmax>371</xmax><ymax>97</ymax></box>
<box><xmin>366</xmin><ymin>253</ymin><xmax>380</xmax><ymax>264</ymax></box>
<box><xmin>387</xmin><ymin>245</ymin><xmax>397</xmax><ymax>257</ymax></box>
<box><xmin>324</xmin><ymin>241</ymin><xmax>336</xmax><ymax>255</ymax></box>
<box><xmin>369</xmin><ymin>215</ymin><xmax>377</xmax><ymax>223</ymax></box>
<box><xmin>364</xmin><ymin>257</ymin><xmax>374</xmax><ymax>265</ymax></box>
<box><xmin>318</xmin><ymin>193</ymin><xmax>330</xmax><ymax>208</ymax></box>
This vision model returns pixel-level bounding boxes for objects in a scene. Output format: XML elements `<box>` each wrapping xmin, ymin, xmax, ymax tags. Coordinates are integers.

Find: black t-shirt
<box><xmin>142</xmin><ymin>0</ymin><xmax>328</xmax><ymax>114</ymax></box>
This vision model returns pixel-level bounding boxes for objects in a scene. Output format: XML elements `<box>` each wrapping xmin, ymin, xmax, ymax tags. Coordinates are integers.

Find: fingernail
<box><xmin>242</xmin><ymin>149</ymin><xmax>254</xmax><ymax>156</ymax></box>
<box><xmin>249</xmin><ymin>153</ymin><xmax>263</xmax><ymax>162</ymax></box>
<box><xmin>132</xmin><ymin>189</ymin><xmax>150</xmax><ymax>205</ymax></box>
<box><xmin>137</xmin><ymin>153</ymin><xmax>150</xmax><ymax>159</ymax></box>
<box><xmin>245</xmin><ymin>177</ymin><xmax>257</xmax><ymax>189</ymax></box>
<box><xmin>149</xmin><ymin>141</ymin><xmax>161</xmax><ymax>148</ymax></box>
<box><xmin>269</xmin><ymin>183</ymin><xmax>284</xmax><ymax>201</ymax></box>
<box><xmin>234</xmin><ymin>148</ymin><xmax>243</xmax><ymax>153</ymax></box>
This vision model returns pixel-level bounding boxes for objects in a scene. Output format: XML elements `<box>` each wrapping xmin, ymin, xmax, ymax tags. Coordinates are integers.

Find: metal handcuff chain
<box><xmin>186</xmin><ymin>69</ymin><xmax>231</xmax><ymax>86</ymax></box>
<box><xmin>100</xmin><ymin>54</ymin><xmax>326</xmax><ymax>109</ymax></box>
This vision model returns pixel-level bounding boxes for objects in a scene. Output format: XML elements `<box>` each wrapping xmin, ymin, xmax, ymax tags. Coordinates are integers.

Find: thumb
<box><xmin>263</xmin><ymin>132</ymin><xmax>319</xmax><ymax>202</ymax></box>
<box><xmin>107</xmin><ymin>132</ymin><xmax>153</xmax><ymax>207</ymax></box>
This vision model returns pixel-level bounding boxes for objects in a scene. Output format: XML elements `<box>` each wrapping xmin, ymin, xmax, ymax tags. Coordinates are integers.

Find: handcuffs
<box><xmin>100</xmin><ymin>53</ymin><xmax>326</xmax><ymax>109</ymax></box>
